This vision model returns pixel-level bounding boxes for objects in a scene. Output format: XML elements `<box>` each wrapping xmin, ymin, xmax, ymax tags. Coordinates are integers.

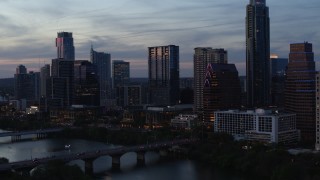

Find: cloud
<box><xmin>0</xmin><ymin>0</ymin><xmax>319</xmax><ymax>79</ymax></box>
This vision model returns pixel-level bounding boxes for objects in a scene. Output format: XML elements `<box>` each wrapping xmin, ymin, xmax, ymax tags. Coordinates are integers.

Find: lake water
<box><xmin>0</xmin><ymin>130</ymin><xmax>241</xmax><ymax>180</ymax></box>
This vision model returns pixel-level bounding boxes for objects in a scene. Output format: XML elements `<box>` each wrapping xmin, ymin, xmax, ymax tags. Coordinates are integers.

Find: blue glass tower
<box><xmin>56</xmin><ymin>32</ymin><xmax>75</xmax><ymax>60</ymax></box>
<box><xmin>246</xmin><ymin>0</ymin><xmax>270</xmax><ymax>108</ymax></box>
<box><xmin>148</xmin><ymin>45</ymin><xmax>179</xmax><ymax>106</ymax></box>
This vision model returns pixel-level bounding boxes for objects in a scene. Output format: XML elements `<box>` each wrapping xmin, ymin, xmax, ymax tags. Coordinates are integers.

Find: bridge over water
<box><xmin>0</xmin><ymin>138</ymin><xmax>197</xmax><ymax>174</ymax></box>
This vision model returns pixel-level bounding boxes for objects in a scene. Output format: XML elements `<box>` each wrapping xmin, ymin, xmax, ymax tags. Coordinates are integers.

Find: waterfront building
<box><xmin>246</xmin><ymin>0</ymin><xmax>270</xmax><ymax>108</ymax></box>
<box><xmin>171</xmin><ymin>114</ymin><xmax>198</xmax><ymax>130</ymax></box>
<box><xmin>90</xmin><ymin>47</ymin><xmax>111</xmax><ymax>106</ymax></box>
<box><xmin>214</xmin><ymin>109</ymin><xmax>299</xmax><ymax>144</ymax></box>
<box><xmin>194</xmin><ymin>48</ymin><xmax>227</xmax><ymax>113</ymax></box>
<box><xmin>148</xmin><ymin>45</ymin><xmax>179</xmax><ymax>106</ymax></box>
<box><xmin>285</xmin><ymin>42</ymin><xmax>316</xmax><ymax>143</ymax></box>
<box><xmin>202</xmin><ymin>63</ymin><xmax>241</xmax><ymax>126</ymax></box>
<box><xmin>56</xmin><ymin>32</ymin><xmax>75</xmax><ymax>60</ymax></box>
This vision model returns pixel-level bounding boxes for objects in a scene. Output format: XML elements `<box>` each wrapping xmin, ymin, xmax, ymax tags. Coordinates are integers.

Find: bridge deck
<box><xmin>0</xmin><ymin>139</ymin><xmax>197</xmax><ymax>172</ymax></box>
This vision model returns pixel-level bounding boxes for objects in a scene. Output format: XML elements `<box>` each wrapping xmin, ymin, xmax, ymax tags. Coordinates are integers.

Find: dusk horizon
<box><xmin>0</xmin><ymin>0</ymin><xmax>319</xmax><ymax>78</ymax></box>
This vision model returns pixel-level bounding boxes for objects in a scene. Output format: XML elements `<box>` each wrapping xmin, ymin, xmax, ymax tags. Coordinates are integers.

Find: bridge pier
<box><xmin>111</xmin><ymin>155</ymin><xmax>121</xmax><ymax>171</ymax></box>
<box><xmin>11</xmin><ymin>135</ymin><xmax>21</xmax><ymax>142</ymax></box>
<box><xmin>159</xmin><ymin>149</ymin><xmax>168</xmax><ymax>161</ymax></box>
<box><xmin>84</xmin><ymin>158</ymin><xmax>95</xmax><ymax>175</ymax></box>
<box><xmin>36</xmin><ymin>133</ymin><xmax>47</xmax><ymax>140</ymax></box>
<box><xmin>137</xmin><ymin>151</ymin><xmax>146</xmax><ymax>167</ymax></box>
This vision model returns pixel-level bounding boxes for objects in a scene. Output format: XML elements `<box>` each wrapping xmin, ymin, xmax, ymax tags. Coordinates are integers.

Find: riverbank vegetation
<box><xmin>189</xmin><ymin>133</ymin><xmax>320</xmax><ymax>180</ymax></box>
<box><xmin>0</xmin><ymin>160</ymin><xmax>91</xmax><ymax>180</ymax></box>
<box><xmin>51</xmin><ymin>127</ymin><xmax>192</xmax><ymax>145</ymax></box>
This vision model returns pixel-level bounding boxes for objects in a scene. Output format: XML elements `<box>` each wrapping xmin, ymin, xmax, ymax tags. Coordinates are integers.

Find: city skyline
<box><xmin>0</xmin><ymin>0</ymin><xmax>319</xmax><ymax>78</ymax></box>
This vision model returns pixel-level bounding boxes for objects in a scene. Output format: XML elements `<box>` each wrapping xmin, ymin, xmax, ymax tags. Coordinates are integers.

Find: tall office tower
<box><xmin>74</xmin><ymin>60</ymin><xmax>100</xmax><ymax>106</ymax></box>
<box><xmin>203</xmin><ymin>63</ymin><xmax>241</xmax><ymax>126</ymax></box>
<box><xmin>117</xmin><ymin>85</ymin><xmax>141</xmax><ymax>107</ymax></box>
<box><xmin>270</xmin><ymin>55</ymin><xmax>288</xmax><ymax>107</ymax></box>
<box><xmin>112</xmin><ymin>60</ymin><xmax>130</xmax><ymax>88</ymax></box>
<box><xmin>56</xmin><ymin>32</ymin><xmax>75</xmax><ymax>60</ymax></box>
<box><xmin>40</xmin><ymin>64</ymin><xmax>50</xmax><ymax>97</ymax></box>
<box><xmin>48</xmin><ymin>58</ymin><xmax>74</xmax><ymax>107</ymax></box>
<box><xmin>285</xmin><ymin>42</ymin><xmax>316</xmax><ymax>143</ymax></box>
<box><xmin>246</xmin><ymin>0</ymin><xmax>270</xmax><ymax>108</ymax></box>
<box><xmin>16</xmin><ymin>64</ymin><xmax>27</xmax><ymax>74</ymax></box>
<box><xmin>316</xmin><ymin>73</ymin><xmax>320</xmax><ymax>150</ymax></box>
<box><xmin>90</xmin><ymin>47</ymin><xmax>111</xmax><ymax>106</ymax></box>
<box><xmin>148</xmin><ymin>45</ymin><xmax>179</xmax><ymax>106</ymax></box>
<box><xmin>14</xmin><ymin>65</ymin><xmax>40</xmax><ymax>103</ymax></box>
<box><xmin>194</xmin><ymin>48</ymin><xmax>227</xmax><ymax>113</ymax></box>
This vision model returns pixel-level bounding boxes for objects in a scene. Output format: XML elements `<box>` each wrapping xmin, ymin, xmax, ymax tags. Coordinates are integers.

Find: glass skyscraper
<box><xmin>285</xmin><ymin>42</ymin><xmax>316</xmax><ymax>143</ymax></box>
<box><xmin>203</xmin><ymin>63</ymin><xmax>241</xmax><ymax>127</ymax></box>
<box><xmin>112</xmin><ymin>60</ymin><xmax>130</xmax><ymax>88</ymax></box>
<box><xmin>193</xmin><ymin>48</ymin><xmax>227</xmax><ymax>112</ymax></box>
<box><xmin>148</xmin><ymin>45</ymin><xmax>179</xmax><ymax>106</ymax></box>
<box><xmin>90</xmin><ymin>47</ymin><xmax>111</xmax><ymax>106</ymax></box>
<box><xmin>56</xmin><ymin>32</ymin><xmax>75</xmax><ymax>60</ymax></box>
<box><xmin>246</xmin><ymin>0</ymin><xmax>270</xmax><ymax>108</ymax></box>
<box><xmin>270</xmin><ymin>55</ymin><xmax>288</xmax><ymax>107</ymax></box>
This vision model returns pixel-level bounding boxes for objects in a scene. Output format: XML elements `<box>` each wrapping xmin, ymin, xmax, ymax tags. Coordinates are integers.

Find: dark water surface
<box><xmin>0</xmin><ymin>130</ymin><xmax>241</xmax><ymax>180</ymax></box>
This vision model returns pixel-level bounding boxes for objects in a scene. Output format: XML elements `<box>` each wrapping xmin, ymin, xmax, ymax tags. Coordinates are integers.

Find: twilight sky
<box><xmin>0</xmin><ymin>0</ymin><xmax>319</xmax><ymax>78</ymax></box>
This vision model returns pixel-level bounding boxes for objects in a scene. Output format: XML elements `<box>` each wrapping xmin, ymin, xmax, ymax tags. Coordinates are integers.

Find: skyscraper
<box><xmin>203</xmin><ymin>63</ymin><xmax>241</xmax><ymax>126</ymax></box>
<box><xmin>48</xmin><ymin>59</ymin><xmax>74</xmax><ymax>107</ymax></box>
<box><xmin>112</xmin><ymin>60</ymin><xmax>130</xmax><ymax>88</ymax></box>
<box><xmin>90</xmin><ymin>47</ymin><xmax>111</xmax><ymax>106</ymax></box>
<box><xmin>148</xmin><ymin>45</ymin><xmax>179</xmax><ymax>106</ymax></box>
<box><xmin>194</xmin><ymin>48</ymin><xmax>227</xmax><ymax>112</ymax></box>
<box><xmin>40</xmin><ymin>64</ymin><xmax>50</xmax><ymax>97</ymax></box>
<box><xmin>14</xmin><ymin>65</ymin><xmax>40</xmax><ymax>103</ymax></box>
<box><xmin>246</xmin><ymin>0</ymin><xmax>270</xmax><ymax>108</ymax></box>
<box><xmin>285</xmin><ymin>42</ymin><xmax>316</xmax><ymax>143</ymax></box>
<box><xmin>116</xmin><ymin>85</ymin><xmax>141</xmax><ymax>107</ymax></box>
<box><xmin>270</xmin><ymin>55</ymin><xmax>288</xmax><ymax>107</ymax></box>
<box><xmin>56</xmin><ymin>32</ymin><xmax>75</xmax><ymax>60</ymax></box>
<box><xmin>16</xmin><ymin>65</ymin><xmax>27</xmax><ymax>74</ymax></box>
<box><xmin>316</xmin><ymin>72</ymin><xmax>320</xmax><ymax>150</ymax></box>
<box><xmin>74</xmin><ymin>60</ymin><xmax>99</xmax><ymax>106</ymax></box>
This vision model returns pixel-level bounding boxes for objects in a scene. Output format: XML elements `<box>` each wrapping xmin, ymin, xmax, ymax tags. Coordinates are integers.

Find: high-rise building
<box><xmin>90</xmin><ymin>47</ymin><xmax>111</xmax><ymax>106</ymax></box>
<box><xmin>112</xmin><ymin>60</ymin><xmax>130</xmax><ymax>88</ymax></box>
<box><xmin>148</xmin><ymin>45</ymin><xmax>180</xmax><ymax>106</ymax></box>
<box><xmin>270</xmin><ymin>55</ymin><xmax>288</xmax><ymax>107</ymax></box>
<box><xmin>40</xmin><ymin>64</ymin><xmax>50</xmax><ymax>97</ymax></box>
<box><xmin>203</xmin><ymin>63</ymin><xmax>241</xmax><ymax>126</ymax></box>
<box><xmin>56</xmin><ymin>32</ymin><xmax>75</xmax><ymax>60</ymax></box>
<box><xmin>116</xmin><ymin>85</ymin><xmax>141</xmax><ymax>107</ymax></box>
<box><xmin>14</xmin><ymin>65</ymin><xmax>40</xmax><ymax>103</ymax></box>
<box><xmin>16</xmin><ymin>65</ymin><xmax>27</xmax><ymax>74</ymax></box>
<box><xmin>194</xmin><ymin>48</ymin><xmax>227</xmax><ymax>112</ymax></box>
<box><xmin>47</xmin><ymin>58</ymin><xmax>74</xmax><ymax>108</ymax></box>
<box><xmin>74</xmin><ymin>60</ymin><xmax>99</xmax><ymax>106</ymax></box>
<box><xmin>214</xmin><ymin>109</ymin><xmax>299</xmax><ymax>144</ymax></box>
<box><xmin>285</xmin><ymin>42</ymin><xmax>316</xmax><ymax>143</ymax></box>
<box><xmin>316</xmin><ymin>73</ymin><xmax>320</xmax><ymax>150</ymax></box>
<box><xmin>246</xmin><ymin>0</ymin><xmax>270</xmax><ymax>108</ymax></box>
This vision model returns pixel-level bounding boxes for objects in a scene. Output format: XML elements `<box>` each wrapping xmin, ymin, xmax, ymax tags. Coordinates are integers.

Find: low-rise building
<box><xmin>171</xmin><ymin>114</ymin><xmax>198</xmax><ymax>130</ymax></box>
<box><xmin>214</xmin><ymin>109</ymin><xmax>299</xmax><ymax>144</ymax></box>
